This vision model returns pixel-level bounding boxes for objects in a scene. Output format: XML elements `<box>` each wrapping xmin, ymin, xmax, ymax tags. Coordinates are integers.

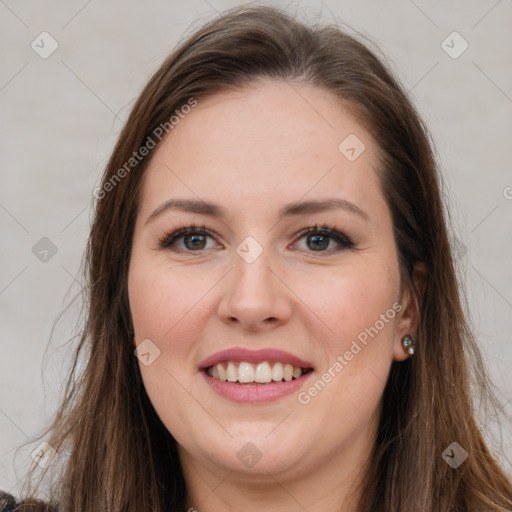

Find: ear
<box><xmin>393</xmin><ymin>262</ymin><xmax>427</xmax><ymax>361</ymax></box>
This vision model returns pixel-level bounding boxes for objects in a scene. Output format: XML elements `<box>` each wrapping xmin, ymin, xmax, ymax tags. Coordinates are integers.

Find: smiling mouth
<box><xmin>205</xmin><ymin>361</ymin><xmax>314</xmax><ymax>385</ymax></box>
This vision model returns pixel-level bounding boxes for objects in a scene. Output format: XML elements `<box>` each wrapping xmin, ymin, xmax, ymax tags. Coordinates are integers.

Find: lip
<box><xmin>201</xmin><ymin>370</ymin><xmax>314</xmax><ymax>403</ymax></box>
<box><xmin>198</xmin><ymin>347</ymin><xmax>314</xmax><ymax>371</ymax></box>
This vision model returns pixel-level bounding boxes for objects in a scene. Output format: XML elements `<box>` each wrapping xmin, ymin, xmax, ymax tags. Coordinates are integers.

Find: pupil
<box><xmin>185</xmin><ymin>234</ymin><xmax>206</xmax><ymax>250</ymax></box>
<box><xmin>308</xmin><ymin>234</ymin><xmax>329</xmax><ymax>251</ymax></box>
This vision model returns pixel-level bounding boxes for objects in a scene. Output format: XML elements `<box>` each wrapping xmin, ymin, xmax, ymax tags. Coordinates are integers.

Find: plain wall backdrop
<box><xmin>1</xmin><ymin>0</ymin><xmax>511</xmax><ymax>495</ymax></box>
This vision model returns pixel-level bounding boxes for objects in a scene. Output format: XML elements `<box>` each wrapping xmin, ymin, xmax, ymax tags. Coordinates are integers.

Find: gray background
<box><xmin>1</xmin><ymin>0</ymin><xmax>511</xmax><ymax>495</ymax></box>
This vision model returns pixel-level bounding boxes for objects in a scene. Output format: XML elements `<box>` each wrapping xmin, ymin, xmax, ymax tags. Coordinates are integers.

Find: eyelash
<box><xmin>158</xmin><ymin>222</ymin><xmax>355</xmax><ymax>254</ymax></box>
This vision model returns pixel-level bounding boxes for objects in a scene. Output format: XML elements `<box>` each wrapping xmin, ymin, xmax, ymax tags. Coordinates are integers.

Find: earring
<box><xmin>401</xmin><ymin>335</ymin><xmax>415</xmax><ymax>356</ymax></box>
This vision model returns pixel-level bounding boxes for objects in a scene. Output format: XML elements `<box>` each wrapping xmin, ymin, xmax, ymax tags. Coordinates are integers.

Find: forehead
<box><xmin>139</xmin><ymin>79</ymin><xmax>386</xmax><ymax>224</ymax></box>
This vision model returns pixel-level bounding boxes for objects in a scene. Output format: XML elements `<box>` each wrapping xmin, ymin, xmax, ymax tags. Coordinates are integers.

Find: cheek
<box><xmin>129</xmin><ymin>258</ymin><xmax>209</xmax><ymax>339</ymax></box>
<box><xmin>128</xmin><ymin>255</ymin><xmax>221</xmax><ymax>395</ymax></box>
<box><xmin>129</xmin><ymin>247</ymin><xmax>400</xmax><ymax>364</ymax></box>
<box><xmin>294</xmin><ymin>263</ymin><xmax>399</xmax><ymax>444</ymax></box>
<box><xmin>128</xmin><ymin>258</ymin><xmax>213</xmax><ymax>431</ymax></box>
<box><xmin>291</xmin><ymin>257</ymin><xmax>400</xmax><ymax>354</ymax></box>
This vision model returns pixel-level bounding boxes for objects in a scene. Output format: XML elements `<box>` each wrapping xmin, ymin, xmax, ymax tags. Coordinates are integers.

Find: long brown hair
<box><xmin>16</xmin><ymin>5</ymin><xmax>512</xmax><ymax>511</ymax></box>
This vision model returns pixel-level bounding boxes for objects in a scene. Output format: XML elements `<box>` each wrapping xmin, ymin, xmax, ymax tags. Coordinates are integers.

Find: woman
<box><xmin>2</xmin><ymin>5</ymin><xmax>511</xmax><ymax>511</ymax></box>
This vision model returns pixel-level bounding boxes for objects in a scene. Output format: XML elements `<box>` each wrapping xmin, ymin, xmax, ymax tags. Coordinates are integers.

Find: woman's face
<box><xmin>128</xmin><ymin>79</ymin><xmax>418</xmax><ymax>487</ymax></box>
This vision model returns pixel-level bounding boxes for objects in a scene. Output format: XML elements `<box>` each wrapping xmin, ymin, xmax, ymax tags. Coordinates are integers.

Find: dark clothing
<box><xmin>0</xmin><ymin>493</ymin><xmax>15</xmax><ymax>512</ymax></box>
<box><xmin>0</xmin><ymin>491</ymin><xmax>56</xmax><ymax>512</ymax></box>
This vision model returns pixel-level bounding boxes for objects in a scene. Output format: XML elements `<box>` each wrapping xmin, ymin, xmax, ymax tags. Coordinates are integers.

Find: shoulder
<box><xmin>0</xmin><ymin>492</ymin><xmax>57</xmax><ymax>512</ymax></box>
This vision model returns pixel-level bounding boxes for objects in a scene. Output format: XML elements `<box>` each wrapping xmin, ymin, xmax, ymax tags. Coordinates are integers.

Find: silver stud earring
<box><xmin>401</xmin><ymin>335</ymin><xmax>415</xmax><ymax>355</ymax></box>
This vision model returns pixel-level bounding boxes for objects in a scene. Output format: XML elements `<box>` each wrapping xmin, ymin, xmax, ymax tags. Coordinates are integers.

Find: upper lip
<box><xmin>198</xmin><ymin>348</ymin><xmax>314</xmax><ymax>371</ymax></box>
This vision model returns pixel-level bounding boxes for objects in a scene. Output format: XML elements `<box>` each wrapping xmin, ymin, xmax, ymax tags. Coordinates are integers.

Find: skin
<box><xmin>128</xmin><ymin>79</ymin><xmax>425</xmax><ymax>511</ymax></box>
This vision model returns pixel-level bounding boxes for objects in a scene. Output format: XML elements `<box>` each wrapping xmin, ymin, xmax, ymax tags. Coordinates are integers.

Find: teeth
<box><xmin>283</xmin><ymin>363</ymin><xmax>293</xmax><ymax>382</ymax></box>
<box><xmin>226</xmin><ymin>361</ymin><xmax>237</xmax><ymax>382</ymax></box>
<box><xmin>238</xmin><ymin>362</ymin><xmax>254</xmax><ymax>383</ymax></box>
<box><xmin>255</xmin><ymin>362</ymin><xmax>272</xmax><ymax>383</ymax></box>
<box><xmin>217</xmin><ymin>364</ymin><xmax>227</xmax><ymax>381</ymax></box>
<box><xmin>272</xmin><ymin>362</ymin><xmax>284</xmax><ymax>381</ymax></box>
<box><xmin>207</xmin><ymin>361</ymin><xmax>308</xmax><ymax>384</ymax></box>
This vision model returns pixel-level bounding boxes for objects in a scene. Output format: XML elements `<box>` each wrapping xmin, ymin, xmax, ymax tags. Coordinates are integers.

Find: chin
<box><xmin>179</xmin><ymin>424</ymin><xmax>309</xmax><ymax>477</ymax></box>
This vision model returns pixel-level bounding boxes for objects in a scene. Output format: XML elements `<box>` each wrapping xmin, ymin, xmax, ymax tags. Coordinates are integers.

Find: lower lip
<box><xmin>201</xmin><ymin>371</ymin><xmax>314</xmax><ymax>403</ymax></box>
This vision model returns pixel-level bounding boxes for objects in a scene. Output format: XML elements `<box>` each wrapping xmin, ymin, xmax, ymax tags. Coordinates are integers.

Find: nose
<box><xmin>217</xmin><ymin>246</ymin><xmax>293</xmax><ymax>332</ymax></box>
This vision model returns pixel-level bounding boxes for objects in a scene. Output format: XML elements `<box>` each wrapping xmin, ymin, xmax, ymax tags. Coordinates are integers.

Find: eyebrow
<box><xmin>145</xmin><ymin>197</ymin><xmax>369</xmax><ymax>225</ymax></box>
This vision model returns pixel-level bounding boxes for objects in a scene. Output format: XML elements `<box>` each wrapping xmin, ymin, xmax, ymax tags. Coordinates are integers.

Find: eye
<box><xmin>293</xmin><ymin>223</ymin><xmax>354</xmax><ymax>253</ymax></box>
<box><xmin>158</xmin><ymin>224</ymin><xmax>219</xmax><ymax>252</ymax></box>
<box><xmin>158</xmin><ymin>222</ymin><xmax>355</xmax><ymax>254</ymax></box>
